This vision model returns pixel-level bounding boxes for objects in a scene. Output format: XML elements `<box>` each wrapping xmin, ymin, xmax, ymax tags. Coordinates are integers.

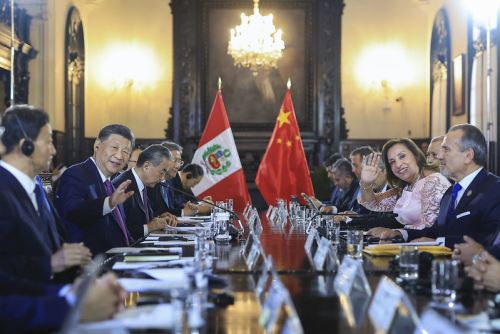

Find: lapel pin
<box><xmin>467</xmin><ymin>190</ymin><xmax>472</xmax><ymax>197</ymax></box>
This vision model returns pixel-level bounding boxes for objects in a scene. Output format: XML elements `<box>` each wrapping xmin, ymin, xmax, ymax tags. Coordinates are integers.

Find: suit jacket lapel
<box><xmin>127</xmin><ymin>170</ymin><xmax>147</xmax><ymax>215</ymax></box>
<box><xmin>455</xmin><ymin>168</ymin><xmax>487</xmax><ymax>213</ymax></box>
<box><xmin>437</xmin><ymin>187</ymin><xmax>452</xmax><ymax>226</ymax></box>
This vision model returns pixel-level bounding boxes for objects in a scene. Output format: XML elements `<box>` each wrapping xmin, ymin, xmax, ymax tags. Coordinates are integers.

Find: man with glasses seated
<box><xmin>148</xmin><ymin>141</ymin><xmax>200</xmax><ymax>217</ymax></box>
<box><xmin>56</xmin><ymin>124</ymin><xmax>136</xmax><ymax>254</ymax></box>
<box><xmin>425</xmin><ymin>135</ymin><xmax>445</xmax><ymax>169</ymax></box>
<box><xmin>113</xmin><ymin>144</ymin><xmax>178</xmax><ymax>240</ymax></box>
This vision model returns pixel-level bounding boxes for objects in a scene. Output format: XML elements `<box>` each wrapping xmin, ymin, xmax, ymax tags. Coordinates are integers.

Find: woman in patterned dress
<box><xmin>359</xmin><ymin>138</ymin><xmax>450</xmax><ymax>237</ymax></box>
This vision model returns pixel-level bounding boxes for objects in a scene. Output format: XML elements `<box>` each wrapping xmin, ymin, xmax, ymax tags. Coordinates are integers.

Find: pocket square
<box><xmin>456</xmin><ymin>211</ymin><xmax>471</xmax><ymax>219</ymax></box>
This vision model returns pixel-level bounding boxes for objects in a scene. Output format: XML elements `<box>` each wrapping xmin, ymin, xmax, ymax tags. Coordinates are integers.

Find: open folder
<box><xmin>363</xmin><ymin>245</ymin><xmax>452</xmax><ymax>256</ymax></box>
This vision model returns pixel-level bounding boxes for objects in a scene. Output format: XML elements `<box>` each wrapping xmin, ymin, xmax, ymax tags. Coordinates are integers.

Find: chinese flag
<box><xmin>255</xmin><ymin>86</ymin><xmax>314</xmax><ymax>205</ymax></box>
<box><xmin>191</xmin><ymin>89</ymin><xmax>251</xmax><ymax>212</ymax></box>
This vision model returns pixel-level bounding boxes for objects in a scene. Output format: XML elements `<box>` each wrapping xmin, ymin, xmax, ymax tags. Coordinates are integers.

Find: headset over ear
<box><xmin>12</xmin><ymin>112</ymin><xmax>34</xmax><ymax>156</ymax></box>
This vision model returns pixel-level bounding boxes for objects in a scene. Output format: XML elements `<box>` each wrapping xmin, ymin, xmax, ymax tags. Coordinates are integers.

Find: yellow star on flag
<box><xmin>295</xmin><ymin>135</ymin><xmax>300</xmax><ymax>141</ymax></box>
<box><xmin>286</xmin><ymin>140</ymin><xmax>292</xmax><ymax>147</ymax></box>
<box><xmin>276</xmin><ymin>138</ymin><xmax>282</xmax><ymax>144</ymax></box>
<box><xmin>276</xmin><ymin>108</ymin><xmax>291</xmax><ymax>128</ymax></box>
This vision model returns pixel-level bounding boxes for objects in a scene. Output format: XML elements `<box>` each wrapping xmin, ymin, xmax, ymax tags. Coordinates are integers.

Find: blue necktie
<box><xmin>34</xmin><ymin>176</ymin><xmax>61</xmax><ymax>251</ymax></box>
<box><xmin>446</xmin><ymin>183</ymin><xmax>462</xmax><ymax>222</ymax></box>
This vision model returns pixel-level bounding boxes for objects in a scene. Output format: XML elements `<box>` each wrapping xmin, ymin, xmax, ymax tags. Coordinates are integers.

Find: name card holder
<box><xmin>246</xmin><ymin>238</ymin><xmax>265</xmax><ymax>271</ymax></box>
<box><xmin>241</xmin><ymin>230</ymin><xmax>256</xmax><ymax>258</ymax></box>
<box><xmin>368</xmin><ymin>276</ymin><xmax>419</xmax><ymax>334</ymax></box>
<box><xmin>243</xmin><ymin>202</ymin><xmax>252</xmax><ymax>220</ymax></box>
<box><xmin>268</xmin><ymin>207</ymin><xmax>278</xmax><ymax>224</ymax></box>
<box><xmin>255</xmin><ymin>255</ymin><xmax>274</xmax><ymax>303</ymax></box>
<box><xmin>265</xmin><ymin>205</ymin><xmax>273</xmax><ymax>220</ymax></box>
<box><xmin>253</xmin><ymin>213</ymin><xmax>263</xmax><ymax>238</ymax></box>
<box><xmin>304</xmin><ymin>228</ymin><xmax>321</xmax><ymax>268</ymax></box>
<box><xmin>313</xmin><ymin>237</ymin><xmax>340</xmax><ymax>272</ymax></box>
<box><xmin>247</xmin><ymin>208</ymin><xmax>258</xmax><ymax>231</ymax></box>
<box><xmin>259</xmin><ymin>279</ymin><xmax>304</xmax><ymax>334</ymax></box>
<box><xmin>334</xmin><ymin>257</ymin><xmax>372</xmax><ymax>328</ymax></box>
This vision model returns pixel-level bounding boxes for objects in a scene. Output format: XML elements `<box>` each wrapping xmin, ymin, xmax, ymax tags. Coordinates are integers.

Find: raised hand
<box><xmin>109</xmin><ymin>179</ymin><xmax>134</xmax><ymax>208</ymax></box>
<box><xmin>360</xmin><ymin>153</ymin><xmax>381</xmax><ymax>186</ymax></box>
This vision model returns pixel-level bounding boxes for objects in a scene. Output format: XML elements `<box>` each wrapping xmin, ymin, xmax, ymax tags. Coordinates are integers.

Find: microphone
<box><xmin>159</xmin><ymin>182</ymin><xmax>244</xmax><ymax>235</ymax></box>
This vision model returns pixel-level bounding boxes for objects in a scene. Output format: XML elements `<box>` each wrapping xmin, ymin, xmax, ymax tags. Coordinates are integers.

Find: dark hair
<box><xmin>449</xmin><ymin>124</ymin><xmax>487</xmax><ymax>166</ymax></box>
<box><xmin>323</xmin><ymin>153</ymin><xmax>343</xmax><ymax>168</ymax></box>
<box><xmin>97</xmin><ymin>124</ymin><xmax>135</xmax><ymax>148</ymax></box>
<box><xmin>382</xmin><ymin>138</ymin><xmax>429</xmax><ymax>188</ymax></box>
<box><xmin>161</xmin><ymin>141</ymin><xmax>183</xmax><ymax>154</ymax></box>
<box><xmin>136</xmin><ymin>144</ymin><xmax>172</xmax><ymax>167</ymax></box>
<box><xmin>1</xmin><ymin>105</ymin><xmax>49</xmax><ymax>154</ymax></box>
<box><xmin>182</xmin><ymin>163</ymin><xmax>204</xmax><ymax>179</ymax></box>
<box><xmin>332</xmin><ymin>158</ymin><xmax>356</xmax><ymax>178</ymax></box>
<box><xmin>350</xmin><ymin>146</ymin><xmax>375</xmax><ymax>159</ymax></box>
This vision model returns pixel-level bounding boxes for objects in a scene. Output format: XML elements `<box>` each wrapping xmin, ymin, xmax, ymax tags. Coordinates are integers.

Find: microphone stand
<box><xmin>159</xmin><ymin>182</ymin><xmax>245</xmax><ymax>235</ymax></box>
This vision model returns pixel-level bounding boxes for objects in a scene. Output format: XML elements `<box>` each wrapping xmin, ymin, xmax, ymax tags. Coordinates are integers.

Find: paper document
<box><xmin>106</xmin><ymin>247</ymin><xmax>182</xmax><ymax>254</ymax></box>
<box><xmin>76</xmin><ymin>304</ymin><xmax>174</xmax><ymax>331</ymax></box>
<box><xmin>139</xmin><ymin>268</ymin><xmax>189</xmax><ymax>288</ymax></box>
<box><xmin>124</xmin><ymin>255</ymin><xmax>180</xmax><ymax>262</ymax></box>
<box><xmin>119</xmin><ymin>278</ymin><xmax>188</xmax><ymax>292</ymax></box>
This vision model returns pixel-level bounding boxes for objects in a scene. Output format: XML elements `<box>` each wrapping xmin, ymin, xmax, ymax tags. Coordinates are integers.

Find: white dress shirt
<box><xmin>132</xmin><ymin>168</ymin><xmax>150</xmax><ymax>235</ymax></box>
<box><xmin>89</xmin><ymin>157</ymin><xmax>113</xmax><ymax>215</ymax></box>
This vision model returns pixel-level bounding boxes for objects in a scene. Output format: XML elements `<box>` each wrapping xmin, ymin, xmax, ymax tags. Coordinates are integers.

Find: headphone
<box><xmin>10</xmin><ymin>110</ymin><xmax>34</xmax><ymax>156</ymax></box>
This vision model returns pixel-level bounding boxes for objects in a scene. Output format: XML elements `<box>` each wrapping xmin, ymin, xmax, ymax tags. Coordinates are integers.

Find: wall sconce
<box><xmin>355</xmin><ymin>43</ymin><xmax>416</xmax><ymax>108</ymax></box>
<box><xmin>94</xmin><ymin>43</ymin><xmax>160</xmax><ymax>91</ymax></box>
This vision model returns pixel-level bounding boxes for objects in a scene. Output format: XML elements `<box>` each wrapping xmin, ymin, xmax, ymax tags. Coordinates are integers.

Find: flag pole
<box><xmin>218</xmin><ymin>77</ymin><xmax>222</xmax><ymax>91</ymax></box>
<box><xmin>287</xmin><ymin>78</ymin><xmax>291</xmax><ymax>90</ymax></box>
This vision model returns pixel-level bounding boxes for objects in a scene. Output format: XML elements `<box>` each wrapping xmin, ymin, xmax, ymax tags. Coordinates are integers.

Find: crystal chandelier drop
<box><xmin>228</xmin><ymin>0</ymin><xmax>285</xmax><ymax>75</ymax></box>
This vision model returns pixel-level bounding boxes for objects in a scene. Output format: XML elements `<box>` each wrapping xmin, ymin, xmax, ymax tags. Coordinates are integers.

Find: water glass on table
<box><xmin>326</xmin><ymin>219</ymin><xmax>340</xmax><ymax>247</ymax></box>
<box><xmin>347</xmin><ymin>230</ymin><xmax>364</xmax><ymax>259</ymax></box>
<box><xmin>399</xmin><ymin>245</ymin><xmax>419</xmax><ymax>282</ymax></box>
<box><xmin>431</xmin><ymin>259</ymin><xmax>461</xmax><ymax>304</ymax></box>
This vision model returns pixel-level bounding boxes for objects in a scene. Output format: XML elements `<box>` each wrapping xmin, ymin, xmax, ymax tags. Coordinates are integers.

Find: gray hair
<box><xmin>161</xmin><ymin>140</ymin><xmax>183</xmax><ymax>154</ymax></box>
<box><xmin>430</xmin><ymin>135</ymin><xmax>445</xmax><ymax>145</ymax></box>
<box><xmin>449</xmin><ymin>124</ymin><xmax>487</xmax><ymax>166</ymax></box>
<box><xmin>136</xmin><ymin>144</ymin><xmax>172</xmax><ymax>167</ymax></box>
<box><xmin>332</xmin><ymin>158</ymin><xmax>356</xmax><ymax>178</ymax></box>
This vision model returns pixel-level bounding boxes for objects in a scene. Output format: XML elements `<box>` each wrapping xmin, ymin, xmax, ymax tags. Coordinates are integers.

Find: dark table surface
<box><xmin>118</xmin><ymin>213</ymin><xmax>497</xmax><ymax>333</ymax></box>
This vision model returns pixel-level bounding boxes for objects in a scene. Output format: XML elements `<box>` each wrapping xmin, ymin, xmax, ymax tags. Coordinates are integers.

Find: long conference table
<box><xmin>103</xmin><ymin>211</ymin><xmax>496</xmax><ymax>333</ymax></box>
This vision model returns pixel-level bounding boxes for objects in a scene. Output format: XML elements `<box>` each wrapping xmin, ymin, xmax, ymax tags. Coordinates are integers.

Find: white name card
<box><xmin>334</xmin><ymin>256</ymin><xmax>361</xmax><ymax>295</ymax></box>
<box><xmin>415</xmin><ymin>309</ymin><xmax>463</xmax><ymax>334</ymax></box>
<box><xmin>243</xmin><ymin>202</ymin><xmax>252</xmax><ymax>220</ymax></box>
<box><xmin>369</xmin><ymin>276</ymin><xmax>417</xmax><ymax>333</ymax></box>
<box><xmin>246</xmin><ymin>239</ymin><xmax>263</xmax><ymax>270</ymax></box>
<box><xmin>265</xmin><ymin>205</ymin><xmax>273</xmax><ymax>219</ymax></box>
<box><xmin>313</xmin><ymin>237</ymin><xmax>339</xmax><ymax>271</ymax></box>
<box><xmin>304</xmin><ymin>227</ymin><xmax>320</xmax><ymax>257</ymax></box>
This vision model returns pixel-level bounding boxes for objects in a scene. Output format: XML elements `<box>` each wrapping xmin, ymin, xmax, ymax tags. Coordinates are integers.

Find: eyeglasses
<box><xmin>425</xmin><ymin>152</ymin><xmax>438</xmax><ymax>159</ymax></box>
<box><xmin>173</xmin><ymin>159</ymin><xmax>184</xmax><ymax>166</ymax></box>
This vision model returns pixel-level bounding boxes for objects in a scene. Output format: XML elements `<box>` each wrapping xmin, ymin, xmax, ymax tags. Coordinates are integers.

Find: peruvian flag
<box><xmin>191</xmin><ymin>89</ymin><xmax>251</xmax><ymax>212</ymax></box>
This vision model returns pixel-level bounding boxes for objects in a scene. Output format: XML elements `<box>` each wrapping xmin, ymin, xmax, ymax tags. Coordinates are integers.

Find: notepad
<box><xmin>124</xmin><ymin>255</ymin><xmax>180</xmax><ymax>262</ymax></box>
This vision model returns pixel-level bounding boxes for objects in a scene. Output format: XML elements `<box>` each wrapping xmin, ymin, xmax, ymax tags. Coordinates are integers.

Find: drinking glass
<box><xmin>431</xmin><ymin>259</ymin><xmax>460</xmax><ymax>303</ymax></box>
<box><xmin>347</xmin><ymin>230</ymin><xmax>364</xmax><ymax>259</ymax></box>
<box><xmin>399</xmin><ymin>245</ymin><xmax>419</xmax><ymax>282</ymax></box>
<box><xmin>326</xmin><ymin>219</ymin><xmax>340</xmax><ymax>247</ymax></box>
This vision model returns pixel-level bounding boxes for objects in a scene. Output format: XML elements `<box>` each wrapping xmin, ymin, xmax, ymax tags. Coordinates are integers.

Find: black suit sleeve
<box><xmin>56</xmin><ymin>169</ymin><xmax>106</xmax><ymax>227</ymax></box>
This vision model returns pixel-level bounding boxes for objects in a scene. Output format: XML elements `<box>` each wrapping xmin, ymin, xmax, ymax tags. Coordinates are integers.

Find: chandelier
<box><xmin>228</xmin><ymin>0</ymin><xmax>285</xmax><ymax>75</ymax></box>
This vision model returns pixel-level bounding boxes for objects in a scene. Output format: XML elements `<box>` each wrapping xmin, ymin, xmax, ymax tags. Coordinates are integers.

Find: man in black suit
<box><xmin>0</xmin><ymin>105</ymin><xmax>91</xmax><ymax>282</ymax></box>
<box><xmin>113</xmin><ymin>144</ymin><xmax>177</xmax><ymax>240</ymax></box>
<box><xmin>148</xmin><ymin>141</ymin><xmax>199</xmax><ymax>217</ymax></box>
<box><xmin>56</xmin><ymin>124</ymin><xmax>136</xmax><ymax>255</ymax></box>
<box><xmin>381</xmin><ymin>124</ymin><xmax>500</xmax><ymax>249</ymax></box>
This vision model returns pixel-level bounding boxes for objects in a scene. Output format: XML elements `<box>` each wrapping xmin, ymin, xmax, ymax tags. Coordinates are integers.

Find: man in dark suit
<box><xmin>0</xmin><ymin>105</ymin><xmax>91</xmax><ymax>282</ymax></box>
<box><xmin>148</xmin><ymin>141</ymin><xmax>199</xmax><ymax>217</ymax></box>
<box><xmin>0</xmin><ymin>269</ymin><xmax>124</xmax><ymax>332</ymax></box>
<box><xmin>55</xmin><ymin>124</ymin><xmax>136</xmax><ymax>255</ymax></box>
<box><xmin>381</xmin><ymin>124</ymin><xmax>500</xmax><ymax>249</ymax></box>
<box><xmin>113</xmin><ymin>144</ymin><xmax>177</xmax><ymax>240</ymax></box>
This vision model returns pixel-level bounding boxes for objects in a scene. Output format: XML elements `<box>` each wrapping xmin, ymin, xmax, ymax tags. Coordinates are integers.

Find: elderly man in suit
<box><xmin>0</xmin><ymin>105</ymin><xmax>91</xmax><ymax>282</ymax></box>
<box><xmin>113</xmin><ymin>144</ymin><xmax>178</xmax><ymax>240</ymax></box>
<box><xmin>381</xmin><ymin>124</ymin><xmax>500</xmax><ymax>250</ymax></box>
<box><xmin>56</xmin><ymin>124</ymin><xmax>136</xmax><ymax>255</ymax></box>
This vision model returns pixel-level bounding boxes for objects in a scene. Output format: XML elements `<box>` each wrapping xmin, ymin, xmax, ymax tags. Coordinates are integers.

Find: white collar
<box><xmin>457</xmin><ymin>167</ymin><xmax>483</xmax><ymax>191</ymax></box>
<box><xmin>90</xmin><ymin>157</ymin><xmax>109</xmax><ymax>183</ymax></box>
<box><xmin>131</xmin><ymin>167</ymin><xmax>145</xmax><ymax>194</ymax></box>
<box><xmin>0</xmin><ymin>160</ymin><xmax>36</xmax><ymax>196</ymax></box>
